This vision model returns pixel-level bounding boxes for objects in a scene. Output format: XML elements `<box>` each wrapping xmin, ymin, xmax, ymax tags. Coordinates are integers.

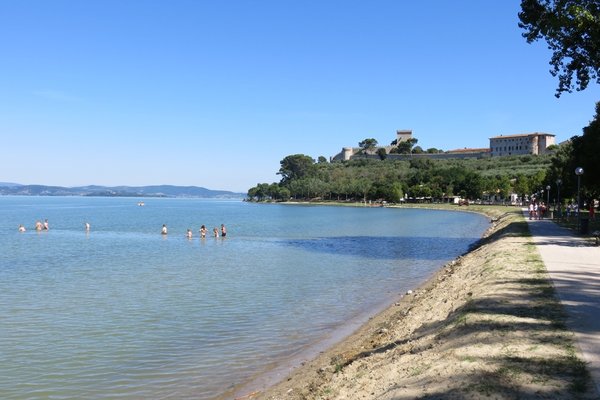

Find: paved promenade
<box><xmin>524</xmin><ymin>213</ymin><xmax>600</xmax><ymax>395</ymax></box>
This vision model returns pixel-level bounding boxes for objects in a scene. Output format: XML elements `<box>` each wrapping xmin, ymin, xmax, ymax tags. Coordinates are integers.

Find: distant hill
<box><xmin>0</xmin><ymin>182</ymin><xmax>22</xmax><ymax>187</ymax></box>
<box><xmin>0</xmin><ymin>183</ymin><xmax>244</xmax><ymax>198</ymax></box>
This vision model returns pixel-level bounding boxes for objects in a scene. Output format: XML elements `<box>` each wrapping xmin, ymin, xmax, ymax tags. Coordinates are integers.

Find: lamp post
<box><xmin>556</xmin><ymin>179</ymin><xmax>562</xmax><ymax>219</ymax></box>
<box><xmin>546</xmin><ymin>185</ymin><xmax>551</xmax><ymax>219</ymax></box>
<box><xmin>575</xmin><ymin>167</ymin><xmax>584</xmax><ymax>229</ymax></box>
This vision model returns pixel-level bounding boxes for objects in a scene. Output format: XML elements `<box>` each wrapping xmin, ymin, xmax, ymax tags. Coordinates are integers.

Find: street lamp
<box><xmin>540</xmin><ymin>188</ymin><xmax>545</xmax><ymax>218</ymax></box>
<box><xmin>546</xmin><ymin>185</ymin><xmax>551</xmax><ymax>218</ymax></box>
<box><xmin>556</xmin><ymin>179</ymin><xmax>562</xmax><ymax>218</ymax></box>
<box><xmin>575</xmin><ymin>167</ymin><xmax>584</xmax><ymax>228</ymax></box>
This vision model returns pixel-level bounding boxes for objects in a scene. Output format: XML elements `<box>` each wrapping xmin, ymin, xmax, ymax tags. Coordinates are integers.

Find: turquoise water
<box><xmin>0</xmin><ymin>197</ymin><xmax>488</xmax><ymax>399</ymax></box>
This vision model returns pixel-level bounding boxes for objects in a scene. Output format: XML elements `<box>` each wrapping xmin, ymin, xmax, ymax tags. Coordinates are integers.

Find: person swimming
<box><xmin>18</xmin><ymin>225</ymin><xmax>26</xmax><ymax>232</ymax></box>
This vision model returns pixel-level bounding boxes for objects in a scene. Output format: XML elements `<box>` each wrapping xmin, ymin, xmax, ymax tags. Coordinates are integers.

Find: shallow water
<box><xmin>0</xmin><ymin>197</ymin><xmax>488</xmax><ymax>399</ymax></box>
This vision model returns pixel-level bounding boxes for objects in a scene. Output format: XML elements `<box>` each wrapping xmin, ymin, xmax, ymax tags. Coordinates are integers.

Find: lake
<box><xmin>0</xmin><ymin>197</ymin><xmax>488</xmax><ymax>399</ymax></box>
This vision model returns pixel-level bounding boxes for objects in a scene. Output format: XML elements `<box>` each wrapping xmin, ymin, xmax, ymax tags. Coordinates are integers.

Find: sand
<box><xmin>233</xmin><ymin>206</ymin><xmax>597</xmax><ymax>399</ymax></box>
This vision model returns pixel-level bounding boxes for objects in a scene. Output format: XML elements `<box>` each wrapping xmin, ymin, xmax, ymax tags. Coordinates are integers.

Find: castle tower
<box><xmin>396</xmin><ymin>130</ymin><xmax>413</xmax><ymax>143</ymax></box>
<box><xmin>342</xmin><ymin>147</ymin><xmax>354</xmax><ymax>161</ymax></box>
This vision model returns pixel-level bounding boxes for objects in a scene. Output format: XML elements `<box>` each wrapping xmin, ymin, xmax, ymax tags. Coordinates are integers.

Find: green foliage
<box><xmin>391</xmin><ymin>138</ymin><xmax>418</xmax><ymax>154</ymax></box>
<box><xmin>541</xmin><ymin>102</ymin><xmax>600</xmax><ymax>202</ymax></box>
<box><xmin>571</xmin><ymin>101</ymin><xmax>600</xmax><ymax>198</ymax></box>
<box><xmin>278</xmin><ymin>154</ymin><xmax>315</xmax><ymax>185</ymax></box>
<box><xmin>248</xmin><ymin>153</ymin><xmax>554</xmax><ymax>203</ymax></box>
<box><xmin>519</xmin><ymin>0</ymin><xmax>600</xmax><ymax>97</ymax></box>
<box><xmin>358</xmin><ymin>138</ymin><xmax>378</xmax><ymax>155</ymax></box>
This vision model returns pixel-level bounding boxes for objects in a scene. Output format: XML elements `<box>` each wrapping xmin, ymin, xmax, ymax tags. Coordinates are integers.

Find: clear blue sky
<box><xmin>2</xmin><ymin>1</ymin><xmax>599</xmax><ymax>192</ymax></box>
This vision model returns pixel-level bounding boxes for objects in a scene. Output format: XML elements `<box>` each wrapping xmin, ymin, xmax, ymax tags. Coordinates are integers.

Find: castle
<box><xmin>331</xmin><ymin>130</ymin><xmax>556</xmax><ymax>161</ymax></box>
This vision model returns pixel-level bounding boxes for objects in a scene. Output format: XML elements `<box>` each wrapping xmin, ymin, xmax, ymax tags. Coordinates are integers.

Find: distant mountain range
<box><xmin>0</xmin><ymin>183</ymin><xmax>244</xmax><ymax>198</ymax></box>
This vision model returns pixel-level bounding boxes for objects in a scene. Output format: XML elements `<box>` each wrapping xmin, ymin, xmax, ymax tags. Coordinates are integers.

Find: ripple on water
<box><xmin>0</xmin><ymin>198</ymin><xmax>489</xmax><ymax>399</ymax></box>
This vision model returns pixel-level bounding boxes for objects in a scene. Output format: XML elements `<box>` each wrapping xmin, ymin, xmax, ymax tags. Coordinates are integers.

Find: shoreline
<box><xmin>233</xmin><ymin>204</ymin><xmax>596</xmax><ymax>399</ymax></box>
<box><xmin>224</xmin><ymin>204</ymin><xmax>502</xmax><ymax>399</ymax></box>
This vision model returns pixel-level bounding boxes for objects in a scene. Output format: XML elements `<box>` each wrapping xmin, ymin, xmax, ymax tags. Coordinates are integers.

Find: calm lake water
<box><xmin>0</xmin><ymin>197</ymin><xmax>488</xmax><ymax>399</ymax></box>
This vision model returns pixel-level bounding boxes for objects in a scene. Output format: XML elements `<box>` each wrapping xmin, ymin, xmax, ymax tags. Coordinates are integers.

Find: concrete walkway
<box><xmin>524</xmin><ymin>213</ymin><xmax>600</xmax><ymax>395</ymax></box>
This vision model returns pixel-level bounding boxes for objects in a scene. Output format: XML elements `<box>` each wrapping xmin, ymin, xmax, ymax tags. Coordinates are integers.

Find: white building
<box><xmin>489</xmin><ymin>132</ymin><xmax>555</xmax><ymax>156</ymax></box>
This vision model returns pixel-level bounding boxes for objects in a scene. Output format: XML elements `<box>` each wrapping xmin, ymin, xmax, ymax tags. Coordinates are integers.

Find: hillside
<box><xmin>248</xmin><ymin>154</ymin><xmax>554</xmax><ymax>202</ymax></box>
<box><xmin>0</xmin><ymin>183</ymin><xmax>243</xmax><ymax>198</ymax></box>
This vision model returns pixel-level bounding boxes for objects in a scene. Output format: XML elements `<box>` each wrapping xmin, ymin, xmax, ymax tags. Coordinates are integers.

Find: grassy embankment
<box><xmin>257</xmin><ymin>204</ymin><xmax>597</xmax><ymax>399</ymax></box>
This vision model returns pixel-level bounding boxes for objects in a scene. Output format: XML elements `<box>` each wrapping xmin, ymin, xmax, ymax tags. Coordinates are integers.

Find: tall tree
<box><xmin>358</xmin><ymin>138</ymin><xmax>378</xmax><ymax>155</ymax></box>
<box><xmin>519</xmin><ymin>0</ymin><xmax>600</xmax><ymax>97</ymax></box>
<box><xmin>278</xmin><ymin>154</ymin><xmax>315</xmax><ymax>185</ymax></box>
<box><xmin>393</xmin><ymin>138</ymin><xmax>418</xmax><ymax>154</ymax></box>
<box><xmin>571</xmin><ymin>101</ymin><xmax>600</xmax><ymax>197</ymax></box>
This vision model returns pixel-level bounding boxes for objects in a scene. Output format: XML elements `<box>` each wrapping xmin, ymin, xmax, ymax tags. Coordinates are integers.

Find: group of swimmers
<box><xmin>18</xmin><ymin>220</ymin><xmax>92</xmax><ymax>232</ymax></box>
<box><xmin>162</xmin><ymin>223</ymin><xmax>227</xmax><ymax>239</ymax></box>
<box><xmin>18</xmin><ymin>219</ymin><xmax>50</xmax><ymax>232</ymax></box>
<box><xmin>19</xmin><ymin>220</ymin><xmax>225</xmax><ymax>238</ymax></box>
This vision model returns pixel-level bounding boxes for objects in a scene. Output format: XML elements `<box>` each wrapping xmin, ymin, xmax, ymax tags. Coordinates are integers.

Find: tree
<box><xmin>358</xmin><ymin>138</ymin><xmax>378</xmax><ymax>155</ymax></box>
<box><xmin>278</xmin><ymin>154</ymin><xmax>315</xmax><ymax>185</ymax></box>
<box><xmin>571</xmin><ymin>101</ymin><xmax>600</xmax><ymax>197</ymax></box>
<box><xmin>514</xmin><ymin>174</ymin><xmax>532</xmax><ymax>199</ymax></box>
<box><xmin>519</xmin><ymin>0</ymin><xmax>600</xmax><ymax>97</ymax></box>
<box><xmin>392</xmin><ymin>138</ymin><xmax>418</xmax><ymax>154</ymax></box>
<box><xmin>247</xmin><ymin>183</ymin><xmax>272</xmax><ymax>201</ymax></box>
<box><xmin>545</xmin><ymin>140</ymin><xmax>576</xmax><ymax>197</ymax></box>
<box><xmin>408</xmin><ymin>184</ymin><xmax>432</xmax><ymax>201</ymax></box>
<box><xmin>376</xmin><ymin>148</ymin><xmax>387</xmax><ymax>160</ymax></box>
<box><xmin>317</xmin><ymin>156</ymin><xmax>328</xmax><ymax>163</ymax></box>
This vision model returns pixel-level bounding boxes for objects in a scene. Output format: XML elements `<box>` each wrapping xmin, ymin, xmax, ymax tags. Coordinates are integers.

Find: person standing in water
<box><xmin>199</xmin><ymin>225</ymin><xmax>207</xmax><ymax>239</ymax></box>
<box><xmin>161</xmin><ymin>224</ymin><xmax>168</xmax><ymax>235</ymax></box>
<box><xmin>213</xmin><ymin>227</ymin><xmax>219</xmax><ymax>238</ymax></box>
<box><xmin>186</xmin><ymin>229</ymin><xmax>193</xmax><ymax>239</ymax></box>
<box><xmin>220</xmin><ymin>224</ymin><xmax>227</xmax><ymax>237</ymax></box>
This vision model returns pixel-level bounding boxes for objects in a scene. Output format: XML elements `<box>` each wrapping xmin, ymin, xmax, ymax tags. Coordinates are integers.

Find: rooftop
<box><xmin>489</xmin><ymin>132</ymin><xmax>555</xmax><ymax>140</ymax></box>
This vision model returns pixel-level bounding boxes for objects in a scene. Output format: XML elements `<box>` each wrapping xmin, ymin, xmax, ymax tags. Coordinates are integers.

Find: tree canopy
<box><xmin>358</xmin><ymin>138</ymin><xmax>378</xmax><ymax>154</ymax></box>
<box><xmin>277</xmin><ymin>154</ymin><xmax>315</xmax><ymax>185</ymax></box>
<box><xmin>249</xmin><ymin>154</ymin><xmax>554</xmax><ymax>203</ymax></box>
<box><xmin>571</xmin><ymin>101</ymin><xmax>600</xmax><ymax>197</ymax></box>
<box><xmin>519</xmin><ymin>0</ymin><xmax>600</xmax><ymax>97</ymax></box>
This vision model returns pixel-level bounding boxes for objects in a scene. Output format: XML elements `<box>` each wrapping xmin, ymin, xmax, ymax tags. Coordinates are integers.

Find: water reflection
<box><xmin>283</xmin><ymin>235</ymin><xmax>479</xmax><ymax>261</ymax></box>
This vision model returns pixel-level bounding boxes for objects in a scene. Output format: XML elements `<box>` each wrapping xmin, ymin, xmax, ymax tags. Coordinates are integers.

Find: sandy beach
<box><xmin>233</xmin><ymin>205</ymin><xmax>597</xmax><ymax>399</ymax></box>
